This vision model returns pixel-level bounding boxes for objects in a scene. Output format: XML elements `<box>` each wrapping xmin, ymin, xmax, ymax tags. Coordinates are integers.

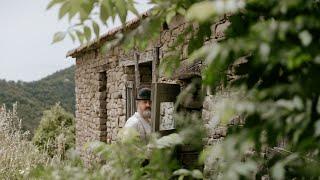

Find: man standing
<box><xmin>124</xmin><ymin>88</ymin><xmax>152</xmax><ymax>144</ymax></box>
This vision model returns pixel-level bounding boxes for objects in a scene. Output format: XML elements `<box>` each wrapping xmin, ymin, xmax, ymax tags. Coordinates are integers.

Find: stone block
<box><xmin>172</xmin><ymin>27</ymin><xmax>182</xmax><ymax>37</ymax></box>
<box><xmin>111</xmin><ymin>92</ymin><xmax>122</xmax><ymax>99</ymax></box>
<box><xmin>182</xmin><ymin>44</ymin><xmax>188</xmax><ymax>59</ymax></box>
<box><xmin>161</xmin><ymin>30</ymin><xmax>171</xmax><ymax>43</ymax></box>
<box><xmin>202</xmin><ymin>110</ymin><xmax>211</xmax><ymax>122</ymax></box>
<box><xmin>215</xmin><ymin>21</ymin><xmax>230</xmax><ymax>39</ymax></box>
<box><xmin>118</xmin><ymin>116</ymin><xmax>126</xmax><ymax>128</ymax></box>
<box><xmin>109</xmin><ymin>56</ymin><xmax>117</xmax><ymax>63</ymax></box>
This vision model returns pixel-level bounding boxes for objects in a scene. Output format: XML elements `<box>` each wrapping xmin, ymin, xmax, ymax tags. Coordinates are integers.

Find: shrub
<box><xmin>0</xmin><ymin>103</ymin><xmax>49</xmax><ymax>179</ymax></box>
<box><xmin>32</xmin><ymin>103</ymin><xmax>75</xmax><ymax>157</ymax></box>
<box><xmin>28</xmin><ymin>112</ymin><xmax>204</xmax><ymax>180</ymax></box>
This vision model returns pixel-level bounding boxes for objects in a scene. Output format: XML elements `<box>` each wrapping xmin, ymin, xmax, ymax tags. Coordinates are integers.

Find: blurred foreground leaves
<box><xmin>48</xmin><ymin>0</ymin><xmax>320</xmax><ymax>179</ymax></box>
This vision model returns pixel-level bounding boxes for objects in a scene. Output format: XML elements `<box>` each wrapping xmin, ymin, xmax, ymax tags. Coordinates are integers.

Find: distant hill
<box><xmin>0</xmin><ymin>66</ymin><xmax>75</xmax><ymax>134</ymax></box>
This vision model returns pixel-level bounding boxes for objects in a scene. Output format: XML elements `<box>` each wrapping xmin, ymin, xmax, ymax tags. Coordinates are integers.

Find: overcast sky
<box><xmin>0</xmin><ymin>0</ymin><xmax>151</xmax><ymax>82</ymax></box>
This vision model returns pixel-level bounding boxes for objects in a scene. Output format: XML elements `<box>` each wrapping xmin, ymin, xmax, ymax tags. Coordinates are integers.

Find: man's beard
<box><xmin>142</xmin><ymin>109</ymin><xmax>151</xmax><ymax>120</ymax></box>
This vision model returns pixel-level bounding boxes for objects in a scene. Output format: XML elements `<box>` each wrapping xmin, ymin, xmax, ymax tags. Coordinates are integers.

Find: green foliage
<box><xmin>52</xmin><ymin>31</ymin><xmax>66</xmax><ymax>44</ymax></box>
<box><xmin>196</xmin><ymin>0</ymin><xmax>320</xmax><ymax>178</ymax></box>
<box><xmin>0</xmin><ymin>66</ymin><xmax>75</xmax><ymax>134</ymax></box>
<box><xmin>29</xmin><ymin>113</ymin><xmax>204</xmax><ymax>179</ymax></box>
<box><xmin>49</xmin><ymin>0</ymin><xmax>320</xmax><ymax>179</ymax></box>
<box><xmin>47</xmin><ymin>0</ymin><xmax>140</xmax><ymax>43</ymax></box>
<box><xmin>33</xmin><ymin>103</ymin><xmax>75</xmax><ymax>157</ymax></box>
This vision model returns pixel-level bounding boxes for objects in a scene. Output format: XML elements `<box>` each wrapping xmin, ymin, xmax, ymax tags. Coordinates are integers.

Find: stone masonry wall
<box><xmin>74</xmin><ymin>14</ymin><xmax>232</xmax><ymax>164</ymax></box>
<box><xmin>105</xmin><ymin>50</ymin><xmax>126</xmax><ymax>144</ymax></box>
<box><xmin>157</xmin><ymin>15</ymin><xmax>233</xmax><ymax>143</ymax></box>
<box><xmin>75</xmin><ymin>50</ymin><xmax>108</xmax><ymax>163</ymax></box>
<box><xmin>75</xmin><ymin>45</ymin><xmax>156</xmax><ymax>162</ymax></box>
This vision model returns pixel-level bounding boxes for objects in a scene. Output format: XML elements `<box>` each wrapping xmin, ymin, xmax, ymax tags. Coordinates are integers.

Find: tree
<box><xmin>48</xmin><ymin>0</ymin><xmax>320</xmax><ymax>179</ymax></box>
<box><xmin>33</xmin><ymin>103</ymin><xmax>75</xmax><ymax>157</ymax></box>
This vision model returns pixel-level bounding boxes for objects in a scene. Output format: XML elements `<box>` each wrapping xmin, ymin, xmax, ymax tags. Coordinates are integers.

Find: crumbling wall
<box><xmin>105</xmin><ymin>51</ymin><xmax>126</xmax><ymax>144</ymax></box>
<box><xmin>73</xmin><ymin>14</ymin><xmax>233</xmax><ymax>165</ymax></box>
<box><xmin>75</xmin><ymin>50</ymin><xmax>108</xmax><ymax>163</ymax></box>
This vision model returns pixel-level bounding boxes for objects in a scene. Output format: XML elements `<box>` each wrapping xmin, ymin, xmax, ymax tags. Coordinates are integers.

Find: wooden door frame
<box><xmin>151</xmin><ymin>83</ymin><xmax>180</xmax><ymax>134</ymax></box>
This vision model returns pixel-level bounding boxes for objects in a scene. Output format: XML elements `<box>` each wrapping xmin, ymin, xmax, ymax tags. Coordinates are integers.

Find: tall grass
<box><xmin>0</xmin><ymin>103</ymin><xmax>50</xmax><ymax>179</ymax></box>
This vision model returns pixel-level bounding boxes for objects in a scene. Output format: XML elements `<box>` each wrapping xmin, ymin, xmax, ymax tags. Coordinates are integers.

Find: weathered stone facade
<box><xmin>68</xmin><ymin>13</ymin><xmax>232</xmax><ymax>164</ymax></box>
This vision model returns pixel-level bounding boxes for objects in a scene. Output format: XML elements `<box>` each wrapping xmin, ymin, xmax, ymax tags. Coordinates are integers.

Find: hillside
<box><xmin>0</xmin><ymin>66</ymin><xmax>75</xmax><ymax>134</ymax></box>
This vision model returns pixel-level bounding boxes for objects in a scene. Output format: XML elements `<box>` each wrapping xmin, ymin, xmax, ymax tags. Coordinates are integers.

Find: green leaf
<box><xmin>166</xmin><ymin>10</ymin><xmax>176</xmax><ymax>24</ymax></box>
<box><xmin>177</xmin><ymin>7</ymin><xmax>186</xmax><ymax>15</ymax></box>
<box><xmin>47</xmin><ymin>0</ymin><xmax>64</xmax><ymax>10</ymax></box>
<box><xmin>79</xmin><ymin>1</ymin><xmax>94</xmax><ymax>21</ymax></box>
<box><xmin>156</xmin><ymin>133</ymin><xmax>183</xmax><ymax>148</ymax></box>
<box><xmin>100</xmin><ymin>0</ymin><xmax>113</xmax><ymax>23</ymax></box>
<box><xmin>191</xmin><ymin>170</ymin><xmax>203</xmax><ymax>179</ymax></box>
<box><xmin>127</xmin><ymin>0</ymin><xmax>140</xmax><ymax>17</ymax></box>
<box><xmin>100</xmin><ymin>5</ymin><xmax>109</xmax><ymax>23</ymax></box>
<box><xmin>52</xmin><ymin>31</ymin><xmax>66</xmax><ymax>44</ymax></box>
<box><xmin>83</xmin><ymin>26</ymin><xmax>92</xmax><ymax>42</ymax></box>
<box><xmin>92</xmin><ymin>21</ymin><xmax>100</xmax><ymax>38</ymax></box>
<box><xmin>234</xmin><ymin>161</ymin><xmax>257</xmax><ymax>177</ymax></box>
<box><xmin>186</xmin><ymin>1</ymin><xmax>215</xmax><ymax>22</ymax></box>
<box><xmin>299</xmin><ymin>30</ymin><xmax>312</xmax><ymax>46</ymax></box>
<box><xmin>68</xmin><ymin>6</ymin><xmax>78</xmax><ymax>22</ymax></box>
<box><xmin>75</xmin><ymin>30</ymin><xmax>84</xmax><ymax>44</ymax></box>
<box><xmin>186</xmin><ymin>0</ymin><xmax>245</xmax><ymax>22</ymax></box>
<box><xmin>58</xmin><ymin>2</ymin><xmax>70</xmax><ymax>19</ymax></box>
<box><xmin>173</xmin><ymin>169</ymin><xmax>191</xmax><ymax>176</ymax></box>
<box><xmin>115</xmin><ymin>0</ymin><xmax>127</xmax><ymax>24</ymax></box>
<box><xmin>259</xmin><ymin>43</ymin><xmax>270</xmax><ymax>62</ymax></box>
<box><xmin>271</xmin><ymin>162</ymin><xmax>285</xmax><ymax>180</ymax></box>
<box><xmin>315</xmin><ymin>120</ymin><xmax>320</xmax><ymax>136</ymax></box>
<box><xmin>68</xmin><ymin>31</ymin><xmax>76</xmax><ymax>43</ymax></box>
<box><xmin>159</xmin><ymin>52</ymin><xmax>180</xmax><ymax>77</ymax></box>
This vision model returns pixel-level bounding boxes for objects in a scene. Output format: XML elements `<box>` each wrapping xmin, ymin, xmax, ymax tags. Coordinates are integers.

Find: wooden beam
<box><xmin>152</xmin><ymin>47</ymin><xmax>160</xmax><ymax>83</ymax></box>
<box><xmin>120</xmin><ymin>58</ymin><xmax>153</xmax><ymax>67</ymax></box>
<box><xmin>134</xmin><ymin>51</ymin><xmax>140</xmax><ymax>93</ymax></box>
<box><xmin>151</xmin><ymin>83</ymin><xmax>180</xmax><ymax>133</ymax></box>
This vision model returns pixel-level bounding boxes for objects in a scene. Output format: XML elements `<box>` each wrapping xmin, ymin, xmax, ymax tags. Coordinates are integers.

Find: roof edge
<box><xmin>66</xmin><ymin>10</ymin><xmax>151</xmax><ymax>58</ymax></box>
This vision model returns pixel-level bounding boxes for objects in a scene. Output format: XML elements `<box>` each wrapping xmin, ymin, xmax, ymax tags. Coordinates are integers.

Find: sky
<box><xmin>0</xmin><ymin>0</ymin><xmax>151</xmax><ymax>82</ymax></box>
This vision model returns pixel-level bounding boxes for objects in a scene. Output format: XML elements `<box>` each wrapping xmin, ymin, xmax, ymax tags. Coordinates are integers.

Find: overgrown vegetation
<box><xmin>28</xmin><ymin>112</ymin><xmax>204</xmax><ymax>179</ymax></box>
<box><xmin>33</xmin><ymin>103</ymin><xmax>75</xmax><ymax>157</ymax></box>
<box><xmin>27</xmin><ymin>0</ymin><xmax>320</xmax><ymax>179</ymax></box>
<box><xmin>0</xmin><ymin>104</ymin><xmax>50</xmax><ymax>179</ymax></box>
<box><xmin>0</xmin><ymin>65</ymin><xmax>75</xmax><ymax>134</ymax></box>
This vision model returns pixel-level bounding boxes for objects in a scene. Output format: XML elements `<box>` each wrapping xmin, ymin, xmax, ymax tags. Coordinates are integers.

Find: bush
<box><xmin>0</xmin><ymin>103</ymin><xmax>49</xmax><ymax>179</ymax></box>
<box><xmin>27</xmin><ymin>112</ymin><xmax>205</xmax><ymax>180</ymax></box>
<box><xmin>33</xmin><ymin>103</ymin><xmax>75</xmax><ymax>157</ymax></box>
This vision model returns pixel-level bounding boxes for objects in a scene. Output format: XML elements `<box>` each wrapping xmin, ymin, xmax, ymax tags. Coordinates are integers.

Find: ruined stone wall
<box><xmin>74</xmin><ymin>14</ymin><xmax>232</xmax><ymax>164</ymax></box>
<box><xmin>157</xmin><ymin>15</ymin><xmax>233</xmax><ymax>144</ymax></box>
<box><xmin>75</xmin><ymin>45</ymin><xmax>155</xmax><ymax>161</ymax></box>
<box><xmin>105</xmin><ymin>48</ymin><xmax>127</xmax><ymax>143</ymax></box>
<box><xmin>154</xmin><ymin>17</ymin><xmax>235</xmax><ymax>169</ymax></box>
<box><xmin>75</xmin><ymin>50</ymin><xmax>108</xmax><ymax>163</ymax></box>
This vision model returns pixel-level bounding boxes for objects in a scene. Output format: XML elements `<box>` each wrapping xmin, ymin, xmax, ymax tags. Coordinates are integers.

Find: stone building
<box><xmin>67</xmin><ymin>11</ymin><xmax>234</xmax><ymax>165</ymax></box>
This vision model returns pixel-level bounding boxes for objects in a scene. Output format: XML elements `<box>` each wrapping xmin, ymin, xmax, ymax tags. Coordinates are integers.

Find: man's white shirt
<box><xmin>124</xmin><ymin>112</ymin><xmax>151</xmax><ymax>143</ymax></box>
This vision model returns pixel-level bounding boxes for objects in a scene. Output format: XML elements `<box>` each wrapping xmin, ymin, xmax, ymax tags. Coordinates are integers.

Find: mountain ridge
<box><xmin>0</xmin><ymin>65</ymin><xmax>75</xmax><ymax>134</ymax></box>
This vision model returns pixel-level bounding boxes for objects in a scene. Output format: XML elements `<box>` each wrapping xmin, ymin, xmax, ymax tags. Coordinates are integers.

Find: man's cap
<box><xmin>136</xmin><ymin>88</ymin><xmax>151</xmax><ymax>100</ymax></box>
